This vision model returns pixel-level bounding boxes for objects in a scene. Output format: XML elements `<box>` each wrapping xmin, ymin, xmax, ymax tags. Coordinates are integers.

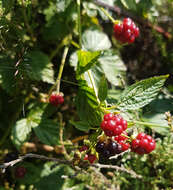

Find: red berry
<box><xmin>15</xmin><ymin>167</ymin><xmax>27</xmax><ymax>178</ymax></box>
<box><xmin>87</xmin><ymin>154</ymin><xmax>97</xmax><ymax>164</ymax></box>
<box><xmin>119</xmin><ymin>142</ymin><xmax>130</xmax><ymax>152</ymax></box>
<box><xmin>131</xmin><ymin>133</ymin><xmax>156</xmax><ymax>155</ymax></box>
<box><xmin>49</xmin><ymin>93</ymin><xmax>64</xmax><ymax>106</ymax></box>
<box><xmin>101</xmin><ymin>113</ymin><xmax>127</xmax><ymax>137</ymax></box>
<box><xmin>113</xmin><ymin>18</ymin><xmax>139</xmax><ymax>44</ymax></box>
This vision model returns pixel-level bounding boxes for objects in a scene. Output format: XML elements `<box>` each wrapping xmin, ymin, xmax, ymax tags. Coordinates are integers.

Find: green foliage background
<box><xmin>0</xmin><ymin>0</ymin><xmax>173</xmax><ymax>189</ymax></box>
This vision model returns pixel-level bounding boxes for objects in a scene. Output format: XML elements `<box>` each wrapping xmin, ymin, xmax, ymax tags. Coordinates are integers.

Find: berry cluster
<box><xmin>49</xmin><ymin>92</ymin><xmax>64</xmax><ymax>106</ymax></box>
<box><xmin>101</xmin><ymin>113</ymin><xmax>127</xmax><ymax>137</ymax></box>
<box><xmin>131</xmin><ymin>133</ymin><xmax>156</xmax><ymax>155</ymax></box>
<box><xmin>96</xmin><ymin>139</ymin><xmax>123</xmax><ymax>158</ymax></box>
<box><xmin>113</xmin><ymin>18</ymin><xmax>139</xmax><ymax>44</ymax></box>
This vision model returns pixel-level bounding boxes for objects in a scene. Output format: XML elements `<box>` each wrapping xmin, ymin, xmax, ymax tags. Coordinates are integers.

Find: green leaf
<box><xmin>16</xmin><ymin>162</ymin><xmax>43</xmax><ymax>185</ymax></box>
<box><xmin>76</xmin><ymin>85</ymin><xmax>103</xmax><ymax>126</ymax></box>
<box><xmin>56</xmin><ymin>0</ymin><xmax>73</xmax><ymax>12</ymax></box>
<box><xmin>22</xmin><ymin>51</ymin><xmax>54</xmax><ymax>84</ymax></box>
<box><xmin>33</xmin><ymin>119</ymin><xmax>59</xmax><ymax>146</ymax></box>
<box><xmin>98</xmin><ymin>49</ymin><xmax>126</xmax><ymax>86</ymax></box>
<box><xmin>120</xmin><ymin>0</ymin><xmax>137</xmax><ymax>10</ymax></box>
<box><xmin>34</xmin><ymin>162</ymin><xmax>74</xmax><ymax>190</ymax></box>
<box><xmin>142</xmin><ymin>113</ymin><xmax>169</xmax><ymax>135</ymax></box>
<box><xmin>117</xmin><ymin>75</ymin><xmax>169</xmax><ymax>110</ymax></box>
<box><xmin>2</xmin><ymin>0</ymin><xmax>15</xmax><ymax>14</ymax></box>
<box><xmin>77</xmin><ymin>50</ymin><xmax>100</xmax><ymax>75</ymax></box>
<box><xmin>98</xmin><ymin>75</ymin><xmax>108</xmax><ymax>102</ymax></box>
<box><xmin>0</xmin><ymin>57</ymin><xmax>18</xmax><ymax>94</ymax></box>
<box><xmin>70</xmin><ymin>120</ymin><xmax>90</xmax><ymax>132</ymax></box>
<box><xmin>82</xmin><ymin>29</ymin><xmax>111</xmax><ymax>51</ymax></box>
<box><xmin>11</xmin><ymin>119</ymin><xmax>32</xmax><ymax>150</ymax></box>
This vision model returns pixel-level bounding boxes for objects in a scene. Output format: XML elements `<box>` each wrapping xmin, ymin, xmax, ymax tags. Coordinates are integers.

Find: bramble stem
<box><xmin>58</xmin><ymin>112</ymin><xmax>71</xmax><ymax>161</ymax></box>
<box><xmin>77</xmin><ymin>0</ymin><xmax>82</xmax><ymax>48</ymax></box>
<box><xmin>100</xmin><ymin>7</ymin><xmax>116</xmax><ymax>24</ymax></box>
<box><xmin>49</xmin><ymin>46</ymin><xmax>69</xmax><ymax>95</ymax></box>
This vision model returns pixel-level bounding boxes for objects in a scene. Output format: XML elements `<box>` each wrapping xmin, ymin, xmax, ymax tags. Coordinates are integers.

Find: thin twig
<box><xmin>93</xmin><ymin>163</ymin><xmax>142</xmax><ymax>178</ymax></box>
<box><xmin>0</xmin><ymin>153</ymin><xmax>69</xmax><ymax>173</ymax></box>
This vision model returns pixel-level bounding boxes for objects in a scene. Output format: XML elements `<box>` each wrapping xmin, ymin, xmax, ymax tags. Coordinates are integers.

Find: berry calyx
<box><xmin>49</xmin><ymin>92</ymin><xmax>64</xmax><ymax>106</ymax></box>
<box><xmin>131</xmin><ymin>133</ymin><xmax>156</xmax><ymax>155</ymax></box>
<box><xmin>113</xmin><ymin>17</ymin><xmax>139</xmax><ymax>44</ymax></box>
<box><xmin>15</xmin><ymin>166</ymin><xmax>27</xmax><ymax>178</ymax></box>
<box><xmin>100</xmin><ymin>113</ymin><xmax>127</xmax><ymax>137</ymax></box>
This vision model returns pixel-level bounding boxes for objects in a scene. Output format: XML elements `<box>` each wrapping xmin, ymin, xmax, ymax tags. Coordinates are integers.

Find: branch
<box><xmin>93</xmin><ymin>163</ymin><xmax>142</xmax><ymax>179</ymax></box>
<box><xmin>0</xmin><ymin>153</ymin><xmax>69</xmax><ymax>173</ymax></box>
<box><xmin>93</xmin><ymin>0</ymin><xmax>172</xmax><ymax>39</ymax></box>
<box><xmin>0</xmin><ymin>153</ymin><xmax>142</xmax><ymax>179</ymax></box>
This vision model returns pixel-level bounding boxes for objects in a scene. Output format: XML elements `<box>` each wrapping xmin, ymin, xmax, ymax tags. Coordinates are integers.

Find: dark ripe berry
<box><xmin>116</xmin><ymin>143</ymin><xmax>122</xmax><ymax>154</ymax></box>
<box><xmin>79</xmin><ymin>145</ymin><xmax>88</xmax><ymax>152</ymax></box>
<box><xmin>96</xmin><ymin>142</ymin><xmax>105</xmax><ymax>153</ymax></box>
<box><xmin>102</xmin><ymin>149</ymin><xmax>112</xmax><ymax>158</ymax></box>
<box><xmin>4</xmin><ymin>152</ymin><xmax>18</xmax><ymax>163</ymax></box>
<box><xmin>107</xmin><ymin>141</ymin><xmax>118</xmax><ymax>155</ymax></box>
<box><xmin>15</xmin><ymin>167</ymin><xmax>27</xmax><ymax>178</ymax></box>
<box><xmin>49</xmin><ymin>93</ymin><xmax>64</xmax><ymax>106</ymax></box>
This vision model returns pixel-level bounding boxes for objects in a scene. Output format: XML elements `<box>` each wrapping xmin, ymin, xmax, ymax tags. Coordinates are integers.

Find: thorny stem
<box><xmin>77</xmin><ymin>0</ymin><xmax>82</xmax><ymax>48</ymax></box>
<box><xmin>58</xmin><ymin>112</ymin><xmax>71</xmax><ymax>161</ymax></box>
<box><xmin>49</xmin><ymin>46</ymin><xmax>69</xmax><ymax>95</ymax></box>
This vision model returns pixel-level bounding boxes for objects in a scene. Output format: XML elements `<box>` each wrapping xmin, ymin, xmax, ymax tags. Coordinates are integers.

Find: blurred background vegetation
<box><xmin>0</xmin><ymin>0</ymin><xmax>173</xmax><ymax>189</ymax></box>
